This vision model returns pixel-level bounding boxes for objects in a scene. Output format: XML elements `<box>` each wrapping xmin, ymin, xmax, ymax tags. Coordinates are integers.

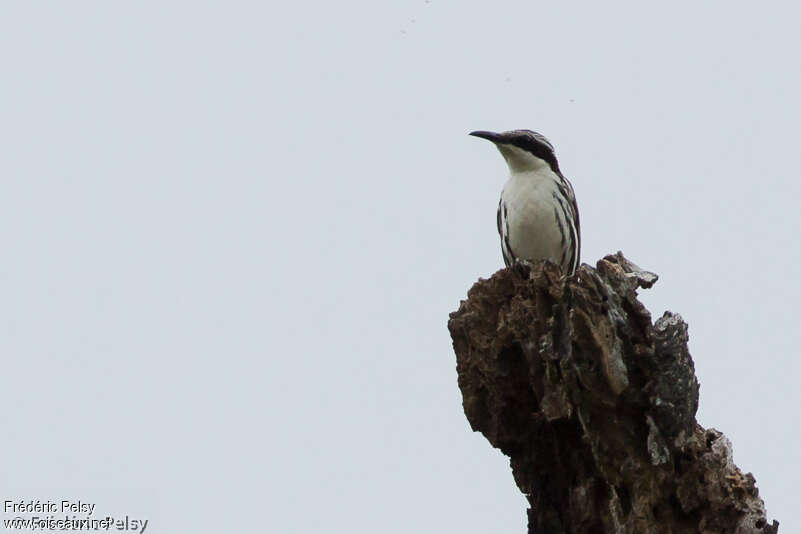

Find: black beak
<box><xmin>469</xmin><ymin>130</ymin><xmax>501</xmax><ymax>142</ymax></box>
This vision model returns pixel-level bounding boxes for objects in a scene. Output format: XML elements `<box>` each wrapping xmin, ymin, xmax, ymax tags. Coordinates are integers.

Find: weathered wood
<box><xmin>448</xmin><ymin>253</ymin><xmax>777</xmax><ymax>534</ymax></box>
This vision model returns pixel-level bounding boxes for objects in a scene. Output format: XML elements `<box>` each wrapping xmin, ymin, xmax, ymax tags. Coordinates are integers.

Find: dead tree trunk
<box><xmin>448</xmin><ymin>253</ymin><xmax>778</xmax><ymax>534</ymax></box>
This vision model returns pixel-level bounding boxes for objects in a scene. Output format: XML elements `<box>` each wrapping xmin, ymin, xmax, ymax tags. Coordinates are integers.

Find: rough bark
<box><xmin>448</xmin><ymin>253</ymin><xmax>778</xmax><ymax>534</ymax></box>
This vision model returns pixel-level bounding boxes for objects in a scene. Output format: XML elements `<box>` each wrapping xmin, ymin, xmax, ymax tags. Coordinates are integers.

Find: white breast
<box><xmin>500</xmin><ymin>167</ymin><xmax>568</xmax><ymax>266</ymax></box>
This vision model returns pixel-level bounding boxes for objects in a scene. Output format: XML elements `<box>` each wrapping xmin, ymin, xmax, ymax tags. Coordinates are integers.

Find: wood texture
<box><xmin>448</xmin><ymin>253</ymin><xmax>777</xmax><ymax>534</ymax></box>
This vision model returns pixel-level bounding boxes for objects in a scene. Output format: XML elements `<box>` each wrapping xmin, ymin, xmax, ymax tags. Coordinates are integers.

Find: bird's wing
<box><xmin>497</xmin><ymin>196</ymin><xmax>515</xmax><ymax>268</ymax></box>
<box><xmin>556</xmin><ymin>171</ymin><xmax>581</xmax><ymax>273</ymax></box>
<box><xmin>496</xmin><ymin>197</ymin><xmax>502</xmax><ymax>237</ymax></box>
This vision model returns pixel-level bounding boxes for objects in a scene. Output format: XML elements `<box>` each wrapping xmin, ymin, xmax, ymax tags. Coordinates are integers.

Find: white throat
<box><xmin>496</xmin><ymin>144</ymin><xmax>551</xmax><ymax>173</ymax></box>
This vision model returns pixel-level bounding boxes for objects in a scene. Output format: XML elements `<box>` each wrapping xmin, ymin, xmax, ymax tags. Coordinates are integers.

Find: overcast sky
<box><xmin>2</xmin><ymin>2</ymin><xmax>799</xmax><ymax>532</ymax></box>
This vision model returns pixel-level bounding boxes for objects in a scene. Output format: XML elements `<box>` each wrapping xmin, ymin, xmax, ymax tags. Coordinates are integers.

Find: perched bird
<box><xmin>470</xmin><ymin>129</ymin><xmax>581</xmax><ymax>274</ymax></box>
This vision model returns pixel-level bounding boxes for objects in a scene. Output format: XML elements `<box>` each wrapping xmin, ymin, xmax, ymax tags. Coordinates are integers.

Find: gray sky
<box><xmin>2</xmin><ymin>2</ymin><xmax>799</xmax><ymax>532</ymax></box>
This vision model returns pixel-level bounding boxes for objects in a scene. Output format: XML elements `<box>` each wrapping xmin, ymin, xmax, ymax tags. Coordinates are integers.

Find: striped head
<box><xmin>469</xmin><ymin>129</ymin><xmax>560</xmax><ymax>174</ymax></box>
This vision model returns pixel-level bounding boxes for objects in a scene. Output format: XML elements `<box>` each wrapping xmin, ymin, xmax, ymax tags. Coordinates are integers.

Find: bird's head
<box><xmin>470</xmin><ymin>129</ymin><xmax>559</xmax><ymax>173</ymax></box>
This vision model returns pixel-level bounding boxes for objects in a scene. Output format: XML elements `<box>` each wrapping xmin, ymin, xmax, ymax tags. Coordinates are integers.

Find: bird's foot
<box><xmin>511</xmin><ymin>258</ymin><xmax>536</xmax><ymax>278</ymax></box>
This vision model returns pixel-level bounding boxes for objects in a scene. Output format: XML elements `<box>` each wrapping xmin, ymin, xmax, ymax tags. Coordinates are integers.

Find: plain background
<box><xmin>2</xmin><ymin>2</ymin><xmax>799</xmax><ymax>532</ymax></box>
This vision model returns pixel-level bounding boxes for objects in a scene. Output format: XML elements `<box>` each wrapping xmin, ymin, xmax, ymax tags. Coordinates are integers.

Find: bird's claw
<box><xmin>512</xmin><ymin>258</ymin><xmax>535</xmax><ymax>277</ymax></box>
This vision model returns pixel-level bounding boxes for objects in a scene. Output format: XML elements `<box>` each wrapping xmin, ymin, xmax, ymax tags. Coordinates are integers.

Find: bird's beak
<box><xmin>469</xmin><ymin>130</ymin><xmax>501</xmax><ymax>143</ymax></box>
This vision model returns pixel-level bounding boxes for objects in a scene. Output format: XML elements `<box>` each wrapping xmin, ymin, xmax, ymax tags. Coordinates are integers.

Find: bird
<box><xmin>470</xmin><ymin>129</ymin><xmax>581</xmax><ymax>275</ymax></box>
